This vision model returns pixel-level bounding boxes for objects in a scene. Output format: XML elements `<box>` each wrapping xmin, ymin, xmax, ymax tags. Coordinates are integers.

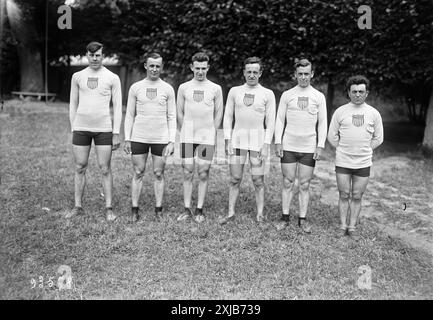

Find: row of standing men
<box><xmin>67</xmin><ymin>42</ymin><xmax>384</xmax><ymax>241</ymax></box>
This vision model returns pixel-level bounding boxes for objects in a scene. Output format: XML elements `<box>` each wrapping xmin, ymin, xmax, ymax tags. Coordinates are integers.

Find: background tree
<box><xmin>423</xmin><ymin>88</ymin><xmax>433</xmax><ymax>156</ymax></box>
<box><xmin>1</xmin><ymin>0</ymin><xmax>126</xmax><ymax>92</ymax></box>
<box><xmin>2</xmin><ymin>0</ymin><xmax>433</xmax><ymax>152</ymax></box>
<box><xmin>5</xmin><ymin>0</ymin><xmax>44</xmax><ymax>92</ymax></box>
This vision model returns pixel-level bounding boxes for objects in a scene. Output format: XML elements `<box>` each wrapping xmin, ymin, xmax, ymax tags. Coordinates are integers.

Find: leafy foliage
<box><xmin>2</xmin><ymin>0</ymin><xmax>433</xmax><ymax>109</ymax></box>
<box><xmin>104</xmin><ymin>1</ymin><xmax>432</xmax><ymax>85</ymax></box>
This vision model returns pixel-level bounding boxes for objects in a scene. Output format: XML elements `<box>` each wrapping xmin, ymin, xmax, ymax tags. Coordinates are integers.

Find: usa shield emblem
<box><xmin>297</xmin><ymin>97</ymin><xmax>309</xmax><ymax>110</ymax></box>
<box><xmin>146</xmin><ymin>88</ymin><xmax>157</xmax><ymax>100</ymax></box>
<box><xmin>243</xmin><ymin>94</ymin><xmax>255</xmax><ymax>107</ymax></box>
<box><xmin>193</xmin><ymin>90</ymin><xmax>204</xmax><ymax>102</ymax></box>
<box><xmin>87</xmin><ymin>77</ymin><xmax>98</xmax><ymax>90</ymax></box>
<box><xmin>352</xmin><ymin>114</ymin><xmax>365</xmax><ymax>127</ymax></box>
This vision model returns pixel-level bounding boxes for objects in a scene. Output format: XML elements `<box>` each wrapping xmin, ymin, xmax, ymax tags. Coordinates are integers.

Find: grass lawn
<box><xmin>1</xmin><ymin>100</ymin><xmax>432</xmax><ymax>299</ymax></box>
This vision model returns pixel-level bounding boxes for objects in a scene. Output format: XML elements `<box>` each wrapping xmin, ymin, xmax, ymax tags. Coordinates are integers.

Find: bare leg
<box><xmin>298</xmin><ymin>164</ymin><xmax>315</xmax><ymax>218</ymax></box>
<box><xmin>197</xmin><ymin>159</ymin><xmax>212</xmax><ymax>209</ymax></box>
<box><xmin>131</xmin><ymin>153</ymin><xmax>148</xmax><ymax>207</ymax></box>
<box><xmin>72</xmin><ymin>145</ymin><xmax>91</xmax><ymax>208</ymax></box>
<box><xmin>182</xmin><ymin>159</ymin><xmax>194</xmax><ymax>209</ymax></box>
<box><xmin>336</xmin><ymin>173</ymin><xmax>352</xmax><ymax>230</ymax></box>
<box><xmin>348</xmin><ymin>175</ymin><xmax>369</xmax><ymax>230</ymax></box>
<box><xmin>281</xmin><ymin>163</ymin><xmax>297</xmax><ymax>216</ymax></box>
<box><xmin>250</xmin><ymin>155</ymin><xmax>265</xmax><ymax>219</ymax></box>
<box><xmin>95</xmin><ymin>145</ymin><xmax>113</xmax><ymax>208</ymax></box>
<box><xmin>152</xmin><ymin>154</ymin><xmax>166</xmax><ymax>208</ymax></box>
<box><xmin>228</xmin><ymin>154</ymin><xmax>247</xmax><ymax>217</ymax></box>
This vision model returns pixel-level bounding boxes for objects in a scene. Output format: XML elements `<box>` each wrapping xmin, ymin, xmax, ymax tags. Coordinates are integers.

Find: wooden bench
<box><xmin>11</xmin><ymin>91</ymin><xmax>57</xmax><ymax>102</ymax></box>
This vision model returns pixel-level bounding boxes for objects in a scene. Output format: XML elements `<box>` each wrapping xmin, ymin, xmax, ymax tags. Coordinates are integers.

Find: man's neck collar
<box><xmin>350</xmin><ymin>102</ymin><xmax>367</xmax><ymax>108</ymax></box>
<box><xmin>192</xmin><ymin>78</ymin><xmax>208</xmax><ymax>83</ymax></box>
<box><xmin>88</xmin><ymin>66</ymin><xmax>103</xmax><ymax>72</ymax></box>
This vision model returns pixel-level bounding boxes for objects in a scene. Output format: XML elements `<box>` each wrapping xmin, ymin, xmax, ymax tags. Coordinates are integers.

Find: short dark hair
<box><xmin>243</xmin><ymin>56</ymin><xmax>263</xmax><ymax>71</ymax></box>
<box><xmin>144</xmin><ymin>52</ymin><xmax>163</xmax><ymax>64</ymax></box>
<box><xmin>346</xmin><ymin>75</ymin><xmax>370</xmax><ymax>92</ymax></box>
<box><xmin>294</xmin><ymin>58</ymin><xmax>313</xmax><ymax>71</ymax></box>
<box><xmin>86</xmin><ymin>41</ymin><xmax>103</xmax><ymax>53</ymax></box>
<box><xmin>191</xmin><ymin>52</ymin><xmax>209</xmax><ymax>63</ymax></box>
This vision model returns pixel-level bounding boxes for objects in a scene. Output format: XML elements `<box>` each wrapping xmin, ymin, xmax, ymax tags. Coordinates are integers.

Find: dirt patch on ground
<box><xmin>313</xmin><ymin>156</ymin><xmax>433</xmax><ymax>261</ymax></box>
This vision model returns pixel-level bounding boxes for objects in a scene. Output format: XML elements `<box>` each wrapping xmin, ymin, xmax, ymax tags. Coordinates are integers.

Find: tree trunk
<box><xmin>6</xmin><ymin>0</ymin><xmax>43</xmax><ymax>92</ymax></box>
<box><xmin>0</xmin><ymin>0</ymin><xmax>5</xmax><ymax>97</ymax></box>
<box><xmin>422</xmin><ymin>85</ymin><xmax>433</xmax><ymax>157</ymax></box>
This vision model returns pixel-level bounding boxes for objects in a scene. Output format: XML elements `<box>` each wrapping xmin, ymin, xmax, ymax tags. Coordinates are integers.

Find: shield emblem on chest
<box><xmin>193</xmin><ymin>90</ymin><xmax>204</xmax><ymax>102</ymax></box>
<box><xmin>352</xmin><ymin>114</ymin><xmax>365</xmax><ymax>127</ymax></box>
<box><xmin>243</xmin><ymin>93</ymin><xmax>255</xmax><ymax>107</ymax></box>
<box><xmin>146</xmin><ymin>88</ymin><xmax>157</xmax><ymax>100</ymax></box>
<box><xmin>297</xmin><ymin>97</ymin><xmax>309</xmax><ymax>110</ymax></box>
<box><xmin>87</xmin><ymin>77</ymin><xmax>98</xmax><ymax>90</ymax></box>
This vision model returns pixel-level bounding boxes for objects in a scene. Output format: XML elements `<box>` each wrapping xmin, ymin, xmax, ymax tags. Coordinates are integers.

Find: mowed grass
<box><xmin>1</xmin><ymin>101</ymin><xmax>432</xmax><ymax>299</ymax></box>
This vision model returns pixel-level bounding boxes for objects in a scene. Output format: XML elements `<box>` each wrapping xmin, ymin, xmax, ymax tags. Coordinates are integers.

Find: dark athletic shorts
<box><xmin>131</xmin><ymin>142</ymin><xmax>167</xmax><ymax>156</ymax></box>
<box><xmin>234</xmin><ymin>148</ymin><xmax>260</xmax><ymax>158</ymax></box>
<box><xmin>181</xmin><ymin>143</ymin><xmax>215</xmax><ymax>161</ymax></box>
<box><xmin>281</xmin><ymin>151</ymin><xmax>315</xmax><ymax>167</ymax></box>
<box><xmin>335</xmin><ymin>166</ymin><xmax>370</xmax><ymax>177</ymax></box>
<box><xmin>72</xmin><ymin>131</ymin><xmax>113</xmax><ymax>146</ymax></box>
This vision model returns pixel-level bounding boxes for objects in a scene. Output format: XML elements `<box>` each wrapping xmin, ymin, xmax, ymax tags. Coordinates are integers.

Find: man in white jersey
<box><xmin>220</xmin><ymin>57</ymin><xmax>276</xmax><ymax>225</ymax></box>
<box><xmin>176</xmin><ymin>52</ymin><xmax>224</xmax><ymax>223</ymax></box>
<box><xmin>328</xmin><ymin>75</ymin><xmax>383</xmax><ymax>240</ymax></box>
<box><xmin>67</xmin><ymin>41</ymin><xmax>122</xmax><ymax>221</ymax></box>
<box><xmin>274</xmin><ymin>58</ymin><xmax>327</xmax><ymax>233</ymax></box>
<box><xmin>124</xmin><ymin>53</ymin><xmax>176</xmax><ymax>222</ymax></box>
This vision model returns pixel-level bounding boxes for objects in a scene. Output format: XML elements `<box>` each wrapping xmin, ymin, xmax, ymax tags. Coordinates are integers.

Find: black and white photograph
<box><xmin>0</xmin><ymin>0</ymin><xmax>432</xmax><ymax>304</ymax></box>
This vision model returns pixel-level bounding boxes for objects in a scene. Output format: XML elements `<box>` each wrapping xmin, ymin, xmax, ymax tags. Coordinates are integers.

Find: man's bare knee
<box><xmin>339</xmin><ymin>190</ymin><xmax>350</xmax><ymax>200</ymax></box>
<box><xmin>299</xmin><ymin>180</ymin><xmax>311</xmax><ymax>193</ymax></box>
<box><xmin>352</xmin><ymin>192</ymin><xmax>364</xmax><ymax>201</ymax></box>
<box><xmin>154</xmin><ymin>169</ymin><xmax>164</xmax><ymax>181</ymax></box>
<box><xmin>134</xmin><ymin>168</ymin><xmax>145</xmax><ymax>181</ymax></box>
<box><xmin>75</xmin><ymin>162</ymin><xmax>88</xmax><ymax>175</ymax></box>
<box><xmin>183</xmin><ymin>167</ymin><xmax>194</xmax><ymax>181</ymax></box>
<box><xmin>198</xmin><ymin>169</ymin><xmax>209</xmax><ymax>182</ymax></box>
<box><xmin>230</xmin><ymin>175</ymin><xmax>242</xmax><ymax>187</ymax></box>
<box><xmin>283</xmin><ymin>176</ymin><xmax>295</xmax><ymax>190</ymax></box>
<box><xmin>252</xmin><ymin>176</ymin><xmax>264</xmax><ymax>190</ymax></box>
